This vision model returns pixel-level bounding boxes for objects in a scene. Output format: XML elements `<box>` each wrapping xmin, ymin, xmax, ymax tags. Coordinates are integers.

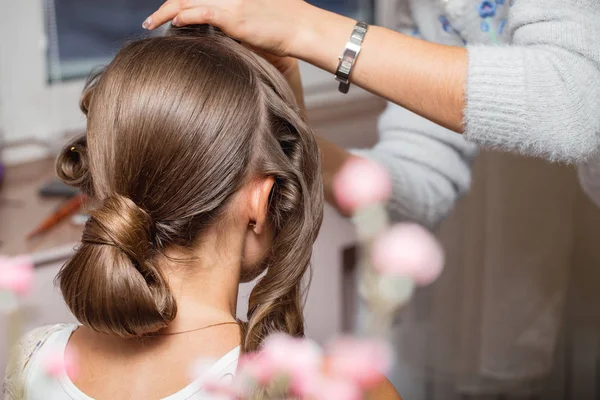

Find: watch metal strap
<box><xmin>335</xmin><ymin>21</ymin><xmax>369</xmax><ymax>94</ymax></box>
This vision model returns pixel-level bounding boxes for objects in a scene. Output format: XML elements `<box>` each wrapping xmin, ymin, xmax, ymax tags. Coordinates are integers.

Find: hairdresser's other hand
<box><xmin>144</xmin><ymin>0</ymin><xmax>315</xmax><ymax>56</ymax></box>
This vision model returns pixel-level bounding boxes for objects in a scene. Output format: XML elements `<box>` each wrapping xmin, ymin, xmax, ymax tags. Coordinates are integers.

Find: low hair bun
<box><xmin>56</xmin><ymin>194</ymin><xmax>177</xmax><ymax>337</ymax></box>
<box><xmin>83</xmin><ymin>195</ymin><xmax>155</xmax><ymax>262</ymax></box>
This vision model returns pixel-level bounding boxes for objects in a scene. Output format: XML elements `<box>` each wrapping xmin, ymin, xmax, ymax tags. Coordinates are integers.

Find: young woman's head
<box><xmin>55</xmin><ymin>26</ymin><xmax>323</xmax><ymax>352</ymax></box>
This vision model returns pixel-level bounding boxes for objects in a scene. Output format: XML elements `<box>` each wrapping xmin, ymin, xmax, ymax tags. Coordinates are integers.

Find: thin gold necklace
<box><xmin>149</xmin><ymin>321</ymin><xmax>240</xmax><ymax>337</ymax></box>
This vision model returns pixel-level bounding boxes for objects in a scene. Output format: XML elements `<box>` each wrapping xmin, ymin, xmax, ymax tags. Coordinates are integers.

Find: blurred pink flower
<box><xmin>237</xmin><ymin>351</ymin><xmax>275</xmax><ymax>385</ymax></box>
<box><xmin>326</xmin><ymin>337</ymin><xmax>393</xmax><ymax>389</ymax></box>
<box><xmin>204</xmin><ymin>335</ymin><xmax>396</xmax><ymax>399</ymax></box>
<box><xmin>203</xmin><ymin>379</ymin><xmax>242</xmax><ymax>399</ymax></box>
<box><xmin>371</xmin><ymin>223</ymin><xmax>445</xmax><ymax>286</ymax></box>
<box><xmin>259</xmin><ymin>334</ymin><xmax>323</xmax><ymax>396</ymax></box>
<box><xmin>42</xmin><ymin>346</ymin><xmax>79</xmax><ymax>380</ymax></box>
<box><xmin>313</xmin><ymin>376</ymin><xmax>362</xmax><ymax>400</ymax></box>
<box><xmin>332</xmin><ymin>157</ymin><xmax>392</xmax><ymax>214</ymax></box>
<box><xmin>0</xmin><ymin>255</ymin><xmax>34</xmax><ymax>296</ymax></box>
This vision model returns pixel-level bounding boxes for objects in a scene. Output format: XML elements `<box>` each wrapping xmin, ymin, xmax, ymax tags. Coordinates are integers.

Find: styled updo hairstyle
<box><xmin>55</xmin><ymin>25</ymin><xmax>323</xmax><ymax>351</ymax></box>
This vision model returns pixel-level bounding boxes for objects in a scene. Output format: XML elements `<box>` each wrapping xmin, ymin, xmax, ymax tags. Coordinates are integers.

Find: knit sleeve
<box><xmin>464</xmin><ymin>0</ymin><xmax>600</xmax><ymax>162</ymax></box>
<box><xmin>352</xmin><ymin>102</ymin><xmax>477</xmax><ymax>228</ymax></box>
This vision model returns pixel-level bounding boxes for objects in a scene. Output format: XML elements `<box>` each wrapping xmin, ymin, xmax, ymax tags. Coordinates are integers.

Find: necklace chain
<box><xmin>148</xmin><ymin>321</ymin><xmax>240</xmax><ymax>337</ymax></box>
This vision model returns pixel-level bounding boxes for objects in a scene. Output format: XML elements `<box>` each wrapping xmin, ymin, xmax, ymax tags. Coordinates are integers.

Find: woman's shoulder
<box><xmin>14</xmin><ymin>323</ymin><xmax>76</xmax><ymax>361</ymax></box>
<box><xmin>3</xmin><ymin>323</ymin><xmax>76</xmax><ymax>399</ymax></box>
<box><xmin>366</xmin><ymin>377</ymin><xmax>403</xmax><ymax>400</ymax></box>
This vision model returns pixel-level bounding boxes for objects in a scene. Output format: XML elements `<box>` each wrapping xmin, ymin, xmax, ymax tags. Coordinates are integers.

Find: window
<box><xmin>309</xmin><ymin>0</ymin><xmax>374</xmax><ymax>21</ymax></box>
<box><xmin>46</xmin><ymin>0</ymin><xmax>163</xmax><ymax>82</ymax></box>
<box><xmin>1</xmin><ymin>0</ymin><xmax>387</xmax><ymax>146</ymax></box>
<box><xmin>47</xmin><ymin>0</ymin><xmax>374</xmax><ymax>83</ymax></box>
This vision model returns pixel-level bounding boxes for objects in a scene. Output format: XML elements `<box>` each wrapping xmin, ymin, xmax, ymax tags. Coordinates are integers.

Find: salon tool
<box><xmin>27</xmin><ymin>193</ymin><xmax>87</xmax><ymax>239</ymax></box>
<box><xmin>38</xmin><ymin>179</ymin><xmax>79</xmax><ymax>198</ymax></box>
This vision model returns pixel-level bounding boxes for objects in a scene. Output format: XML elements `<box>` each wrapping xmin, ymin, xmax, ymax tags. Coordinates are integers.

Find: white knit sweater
<box><xmin>360</xmin><ymin>0</ymin><xmax>600</xmax><ymax>225</ymax></box>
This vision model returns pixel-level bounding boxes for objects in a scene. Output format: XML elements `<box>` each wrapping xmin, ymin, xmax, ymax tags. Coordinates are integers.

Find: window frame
<box><xmin>0</xmin><ymin>0</ymin><xmax>397</xmax><ymax>148</ymax></box>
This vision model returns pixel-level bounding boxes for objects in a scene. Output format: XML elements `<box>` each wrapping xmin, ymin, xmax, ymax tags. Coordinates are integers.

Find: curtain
<box><xmin>389</xmin><ymin>150</ymin><xmax>600</xmax><ymax>399</ymax></box>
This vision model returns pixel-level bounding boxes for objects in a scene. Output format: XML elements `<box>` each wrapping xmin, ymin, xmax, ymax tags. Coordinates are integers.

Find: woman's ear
<box><xmin>249</xmin><ymin>176</ymin><xmax>275</xmax><ymax>234</ymax></box>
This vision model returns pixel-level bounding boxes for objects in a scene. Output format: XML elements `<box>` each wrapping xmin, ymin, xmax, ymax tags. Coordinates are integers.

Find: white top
<box><xmin>19</xmin><ymin>324</ymin><xmax>239</xmax><ymax>400</ymax></box>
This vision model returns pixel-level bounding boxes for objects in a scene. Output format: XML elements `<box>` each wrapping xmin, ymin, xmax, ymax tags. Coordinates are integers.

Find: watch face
<box><xmin>338</xmin><ymin>51</ymin><xmax>356</xmax><ymax>78</ymax></box>
<box><xmin>342</xmin><ymin>54</ymin><xmax>354</xmax><ymax>67</ymax></box>
<box><xmin>336</xmin><ymin>22</ymin><xmax>367</xmax><ymax>88</ymax></box>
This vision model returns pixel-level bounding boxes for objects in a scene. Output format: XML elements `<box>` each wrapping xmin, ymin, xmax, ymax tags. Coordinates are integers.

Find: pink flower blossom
<box><xmin>42</xmin><ymin>346</ymin><xmax>79</xmax><ymax>380</ymax></box>
<box><xmin>237</xmin><ymin>351</ymin><xmax>275</xmax><ymax>385</ymax></box>
<box><xmin>259</xmin><ymin>334</ymin><xmax>323</xmax><ymax>396</ymax></box>
<box><xmin>371</xmin><ymin>223</ymin><xmax>445</xmax><ymax>286</ymax></box>
<box><xmin>231</xmin><ymin>334</ymin><xmax>324</xmax><ymax>397</ymax></box>
<box><xmin>332</xmin><ymin>157</ymin><xmax>392</xmax><ymax>214</ymax></box>
<box><xmin>204</xmin><ymin>335</ymin><xmax>395</xmax><ymax>399</ymax></box>
<box><xmin>326</xmin><ymin>337</ymin><xmax>393</xmax><ymax>389</ymax></box>
<box><xmin>203</xmin><ymin>379</ymin><xmax>243</xmax><ymax>399</ymax></box>
<box><xmin>313</xmin><ymin>376</ymin><xmax>362</xmax><ymax>400</ymax></box>
<box><xmin>0</xmin><ymin>255</ymin><xmax>34</xmax><ymax>296</ymax></box>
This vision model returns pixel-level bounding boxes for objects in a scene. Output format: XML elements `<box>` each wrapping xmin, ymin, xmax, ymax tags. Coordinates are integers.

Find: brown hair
<box><xmin>55</xmin><ymin>25</ymin><xmax>323</xmax><ymax>352</ymax></box>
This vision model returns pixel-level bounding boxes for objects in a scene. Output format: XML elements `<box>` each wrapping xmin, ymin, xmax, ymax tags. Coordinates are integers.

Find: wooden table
<box><xmin>0</xmin><ymin>158</ymin><xmax>83</xmax><ymax>263</ymax></box>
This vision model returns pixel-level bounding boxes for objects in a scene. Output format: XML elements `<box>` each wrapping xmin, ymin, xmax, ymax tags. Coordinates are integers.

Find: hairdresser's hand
<box><xmin>145</xmin><ymin>0</ymin><xmax>468</xmax><ymax>134</ymax></box>
<box><xmin>144</xmin><ymin>0</ymin><xmax>319</xmax><ymax>57</ymax></box>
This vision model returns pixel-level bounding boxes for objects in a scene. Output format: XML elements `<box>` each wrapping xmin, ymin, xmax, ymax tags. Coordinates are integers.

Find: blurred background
<box><xmin>2</xmin><ymin>1</ymin><xmax>600</xmax><ymax>400</ymax></box>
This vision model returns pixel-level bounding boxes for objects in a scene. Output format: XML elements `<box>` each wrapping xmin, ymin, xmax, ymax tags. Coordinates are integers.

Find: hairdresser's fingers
<box><xmin>144</xmin><ymin>0</ymin><xmax>229</xmax><ymax>29</ymax></box>
<box><xmin>172</xmin><ymin>7</ymin><xmax>228</xmax><ymax>29</ymax></box>
<box><xmin>178</xmin><ymin>0</ymin><xmax>232</xmax><ymax>10</ymax></box>
<box><xmin>145</xmin><ymin>0</ymin><xmax>309</xmax><ymax>56</ymax></box>
<box><xmin>143</xmin><ymin>0</ymin><xmax>182</xmax><ymax>30</ymax></box>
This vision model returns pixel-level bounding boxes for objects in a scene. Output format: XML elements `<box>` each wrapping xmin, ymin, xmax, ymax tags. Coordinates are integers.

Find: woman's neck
<box><xmin>67</xmin><ymin>224</ymin><xmax>245</xmax><ymax>399</ymax></box>
<box><xmin>156</xmin><ymin>229</ymin><xmax>244</xmax><ymax>334</ymax></box>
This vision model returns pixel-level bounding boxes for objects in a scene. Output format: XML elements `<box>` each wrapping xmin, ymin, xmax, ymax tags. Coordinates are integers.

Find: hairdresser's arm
<box><xmin>148</xmin><ymin>0</ymin><xmax>600</xmax><ymax>161</ymax></box>
<box><xmin>272</xmin><ymin>57</ymin><xmax>475</xmax><ymax>227</ymax></box>
<box><xmin>145</xmin><ymin>0</ymin><xmax>467</xmax><ymax>133</ymax></box>
<box><xmin>317</xmin><ymin>111</ymin><xmax>477</xmax><ymax>228</ymax></box>
<box><xmin>354</xmin><ymin>103</ymin><xmax>477</xmax><ymax>228</ymax></box>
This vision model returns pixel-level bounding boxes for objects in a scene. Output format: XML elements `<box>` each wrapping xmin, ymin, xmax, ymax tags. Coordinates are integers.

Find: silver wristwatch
<box><xmin>335</xmin><ymin>21</ymin><xmax>369</xmax><ymax>94</ymax></box>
